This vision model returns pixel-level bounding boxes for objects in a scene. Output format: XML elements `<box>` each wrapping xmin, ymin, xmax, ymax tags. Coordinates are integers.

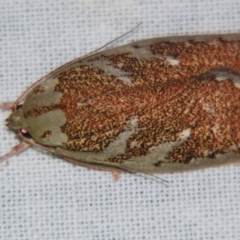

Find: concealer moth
<box><xmin>1</xmin><ymin>33</ymin><xmax>240</xmax><ymax>174</ymax></box>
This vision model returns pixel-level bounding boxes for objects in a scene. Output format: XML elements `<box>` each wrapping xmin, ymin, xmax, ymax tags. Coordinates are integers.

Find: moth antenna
<box><xmin>78</xmin><ymin>22</ymin><xmax>143</xmax><ymax>60</ymax></box>
<box><xmin>89</xmin><ymin>22</ymin><xmax>142</xmax><ymax>53</ymax></box>
<box><xmin>120</xmin><ymin>165</ymin><xmax>169</xmax><ymax>184</ymax></box>
<box><xmin>148</xmin><ymin>174</ymin><xmax>169</xmax><ymax>184</ymax></box>
<box><xmin>135</xmin><ymin>172</ymin><xmax>169</xmax><ymax>185</ymax></box>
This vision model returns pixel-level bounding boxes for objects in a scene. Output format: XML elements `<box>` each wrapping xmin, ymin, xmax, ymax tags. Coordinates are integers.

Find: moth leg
<box><xmin>112</xmin><ymin>170</ymin><xmax>120</xmax><ymax>181</ymax></box>
<box><xmin>0</xmin><ymin>142</ymin><xmax>30</xmax><ymax>163</ymax></box>
<box><xmin>0</xmin><ymin>102</ymin><xmax>15</xmax><ymax>110</ymax></box>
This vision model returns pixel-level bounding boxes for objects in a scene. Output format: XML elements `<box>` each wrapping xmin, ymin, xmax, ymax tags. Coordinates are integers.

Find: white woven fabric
<box><xmin>1</xmin><ymin>0</ymin><xmax>240</xmax><ymax>239</ymax></box>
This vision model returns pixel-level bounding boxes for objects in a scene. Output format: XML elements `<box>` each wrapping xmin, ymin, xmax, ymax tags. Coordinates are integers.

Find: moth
<box><xmin>1</xmin><ymin>33</ymin><xmax>240</xmax><ymax>174</ymax></box>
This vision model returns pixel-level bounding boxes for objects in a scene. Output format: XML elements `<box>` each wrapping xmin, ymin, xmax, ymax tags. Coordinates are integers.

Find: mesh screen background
<box><xmin>1</xmin><ymin>0</ymin><xmax>240</xmax><ymax>239</ymax></box>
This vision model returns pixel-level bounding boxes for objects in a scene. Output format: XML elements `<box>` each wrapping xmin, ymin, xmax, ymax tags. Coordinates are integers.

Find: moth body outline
<box><xmin>2</xmin><ymin>33</ymin><xmax>240</xmax><ymax>173</ymax></box>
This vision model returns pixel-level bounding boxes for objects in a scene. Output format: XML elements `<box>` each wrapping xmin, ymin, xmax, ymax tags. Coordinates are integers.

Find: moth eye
<box><xmin>20</xmin><ymin>129</ymin><xmax>31</xmax><ymax>138</ymax></box>
<box><xmin>21</xmin><ymin>129</ymin><xmax>27</xmax><ymax>134</ymax></box>
<box><xmin>17</xmin><ymin>104</ymin><xmax>23</xmax><ymax>110</ymax></box>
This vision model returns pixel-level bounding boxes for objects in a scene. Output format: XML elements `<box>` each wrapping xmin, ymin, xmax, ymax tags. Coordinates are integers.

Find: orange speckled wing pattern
<box><xmin>8</xmin><ymin>34</ymin><xmax>240</xmax><ymax>173</ymax></box>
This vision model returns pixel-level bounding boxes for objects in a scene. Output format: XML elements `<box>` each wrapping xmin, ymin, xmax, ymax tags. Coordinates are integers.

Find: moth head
<box><xmin>6</xmin><ymin>107</ymin><xmax>27</xmax><ymax>130</ymax></box>
<box><xmin>6</xmin><ymin>101</ymin><xmax>68</xmax><ymax>147</ymax></box>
